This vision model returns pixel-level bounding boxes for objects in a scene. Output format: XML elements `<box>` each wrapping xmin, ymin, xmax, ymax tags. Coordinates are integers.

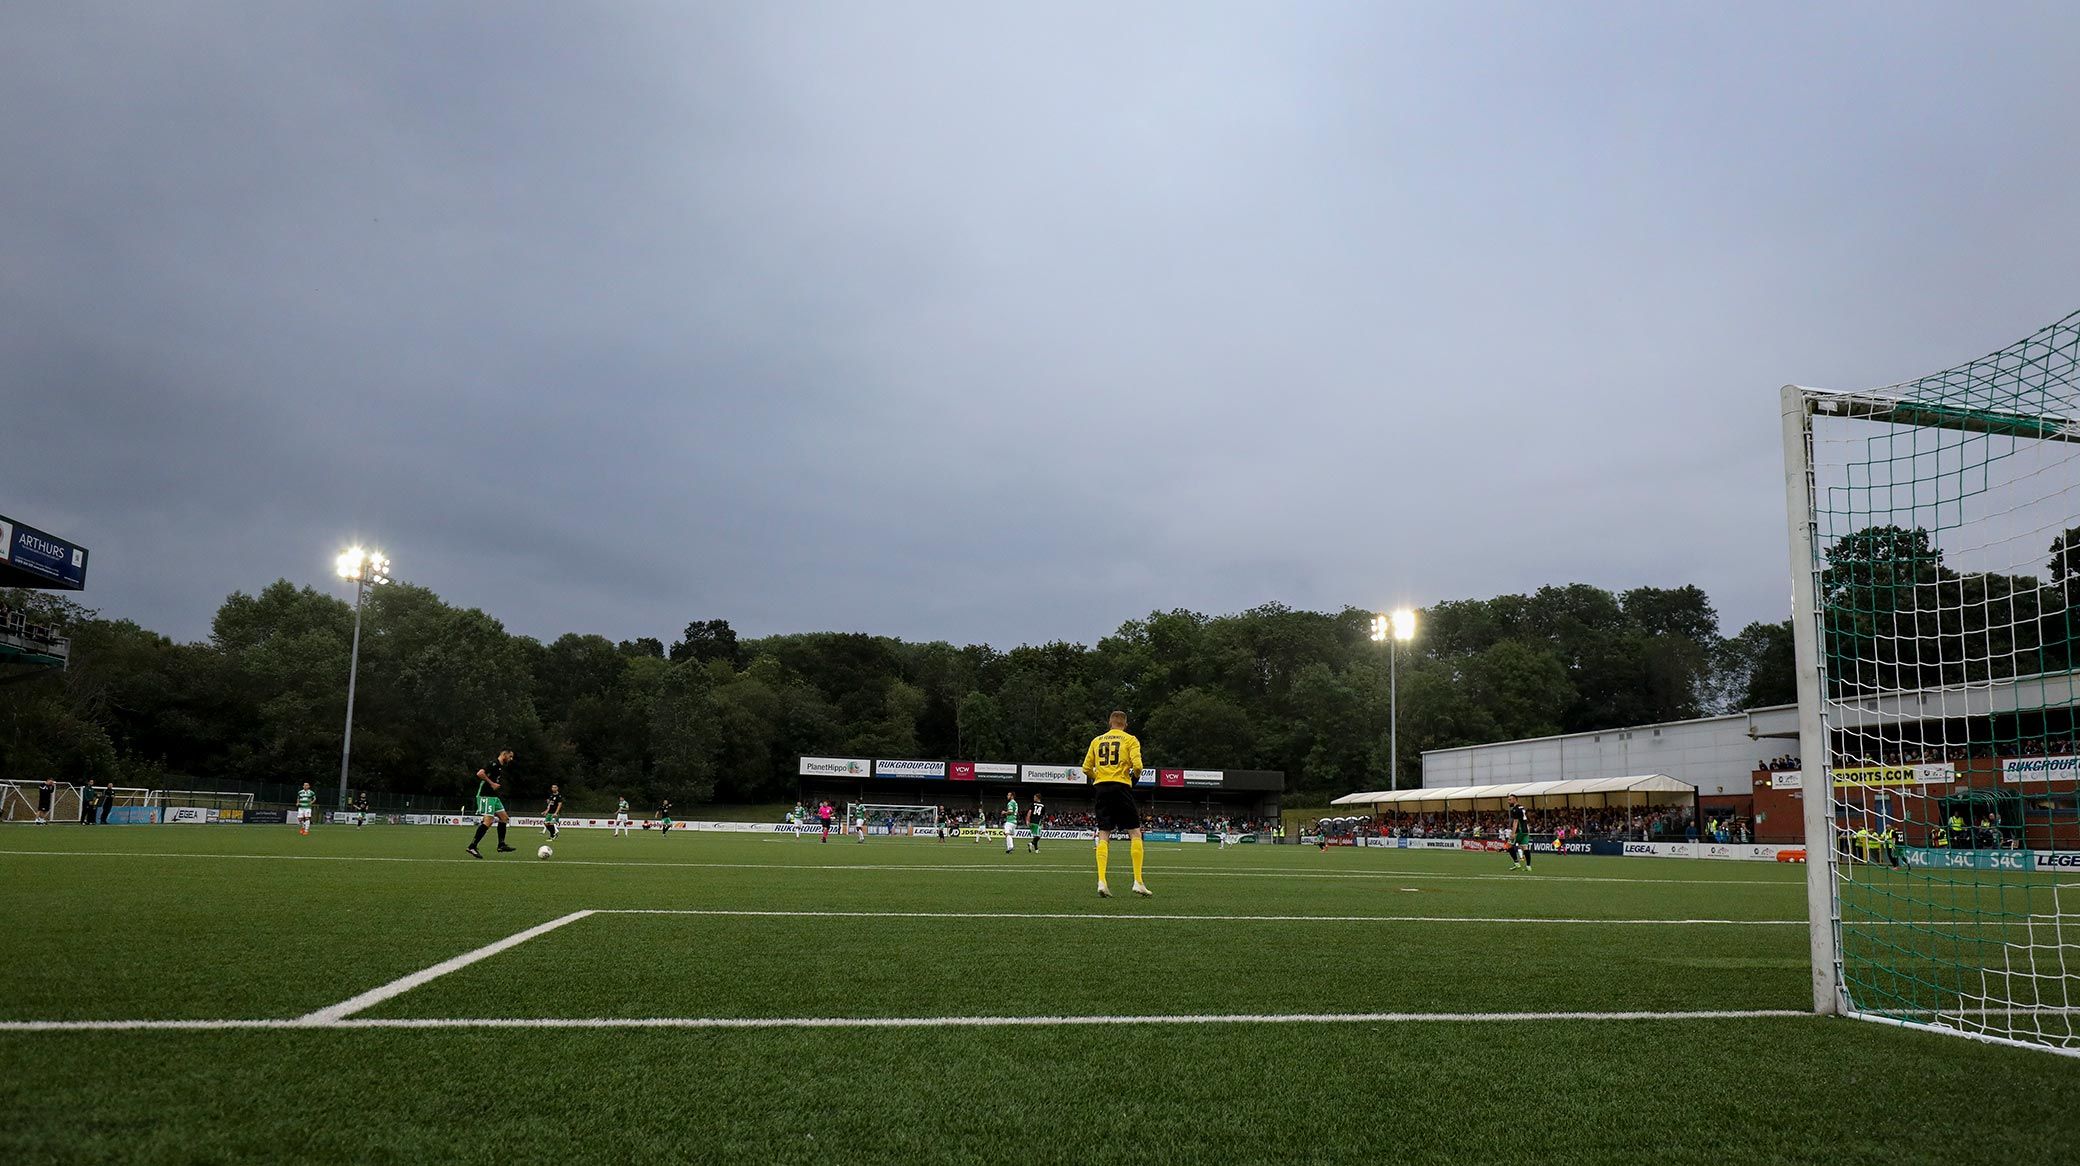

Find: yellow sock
<box><xmin>1095</xmin><ymin>838</ymin><xmax>1110</xmax><ymax>883</ymax></box>
<box><xmin>1131</xmin><ymin>837</ymin><xmax>1145</xmax><ymax>884</ymax></box>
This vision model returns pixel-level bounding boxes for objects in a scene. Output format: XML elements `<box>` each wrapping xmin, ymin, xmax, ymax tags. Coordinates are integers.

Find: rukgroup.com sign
<box><xmin>2001</xmin><ymin>756</ymin><xmax>2080</xmax><ymax>783</ymax></box>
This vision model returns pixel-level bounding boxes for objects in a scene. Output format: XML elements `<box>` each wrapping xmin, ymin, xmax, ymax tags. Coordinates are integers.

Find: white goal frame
<box><xmin>1782</xmin><ymin>369</ymin><xmax>2080</xmax><ymax>1057</ymax></box>
<box><xmin>0</xmin><ymin>781</ymin><xmax>159</xmax><ymax>823</ymax></box>
<box><xmin>843</xmin><ymin>803</ymin><xmax>941</xmax><ymax>833</ymax></box>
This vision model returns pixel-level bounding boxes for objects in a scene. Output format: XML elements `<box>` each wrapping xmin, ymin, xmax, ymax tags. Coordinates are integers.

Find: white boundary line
<box><xmin>0</xmin><ymin>1009</ymin><xmax>1813</xmax><ymax>1033</ymax></box>
<box><xmin>0</xmin><ymin>849</ymin><xmax>1804</xmax><ymax>887</ymax></box>
<box><xmin>600</xmin><ymin>908</ymin><xmax>1805</xmax><ymax>925</ymax></box>
<box><xmin>298</xmin><ymin>910</ymin><xmax>595</xmax><ymax>1024</ymax></box>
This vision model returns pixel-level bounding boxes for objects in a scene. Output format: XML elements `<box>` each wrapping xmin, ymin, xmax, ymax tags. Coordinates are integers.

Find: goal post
<box><xmin>843</xmin><ymin>803</ymin><xmax>941</xmax><ymax>835</ymax></box>
<box><xmin>0</xmin><ymin>782</ymin><xmax>159</xmax><ymax>823</ymax></box>
<box><xmin>1781</xmin><ymin>310</ymin><xmax>2080</xmax><ymax>1056</ymax></box>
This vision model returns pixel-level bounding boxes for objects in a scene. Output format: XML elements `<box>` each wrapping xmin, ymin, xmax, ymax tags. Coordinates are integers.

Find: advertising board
<box><xmin>799</xmin><ymin>757</ymin><xmax>871</xmax><ymax>778</ymax></box>
<box><xmin>1902</xmin><ymin>848</ymin><xmax>2033</xmax><ymax>872</ymax></box>
<box><xmin>2002</xmin><ymin>756</ymin><xmax>2080</xmax><ymax>783</ymax></box>
<box><xmin>0</xmin><ymin>513</ymin><xmax>89</xmax><ymax>589</ymax></box>
<box><xmin>874</xmin><ymin>759</ymin><xmax>946</xmax><ymax>779</ymax></box>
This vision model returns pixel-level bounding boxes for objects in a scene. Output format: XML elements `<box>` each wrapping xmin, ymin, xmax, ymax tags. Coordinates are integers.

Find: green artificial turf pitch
<box><xmin>2</xmin><ymin>825</ymin><xmax>2076</xmax><ymax>1165</ymax></box>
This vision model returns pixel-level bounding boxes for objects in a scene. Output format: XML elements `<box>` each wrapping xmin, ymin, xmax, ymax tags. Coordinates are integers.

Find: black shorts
<box><xmin>1092</xmin><ymin>783</ymin><xmax>1142</xmax><ymax>833</ymax></box>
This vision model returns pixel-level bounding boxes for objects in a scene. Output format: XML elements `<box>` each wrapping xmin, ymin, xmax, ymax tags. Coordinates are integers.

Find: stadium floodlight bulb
<box><xmin>1369</xmin><ymin>614</ymin><xmax>1388</xmax><ymax>643</ymax></box>
<box><xmin>1391</xmin><ymin>608</ymin><xmax>1417</xmax><ymax>642</ymax></box>
<box><xmin>336</xmin><ymin>548</ymin><xmax>364</xmax><ymax>580</ymax></box>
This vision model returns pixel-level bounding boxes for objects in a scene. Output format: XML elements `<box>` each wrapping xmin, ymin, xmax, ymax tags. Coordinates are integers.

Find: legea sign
<box><xmin>2002</xmin><ymin>756</ymin><xmax>2080</xmax><ymax>783</ymax></box>
<box><xmin>799</xmin><ymin>756</ymin><xmax>871</xmax><ymax>777</ymax></box>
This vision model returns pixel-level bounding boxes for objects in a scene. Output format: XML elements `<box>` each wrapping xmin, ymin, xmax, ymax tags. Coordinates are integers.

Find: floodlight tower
<box><xmin>335</xmin><ymin>547</ymin><xmax>391</xmax><ymax>810</ymax></box>
<box><xmin>1371</xmin><ymin>609</ymin><xmax>1418</xmax><ymax>790</ymax></box>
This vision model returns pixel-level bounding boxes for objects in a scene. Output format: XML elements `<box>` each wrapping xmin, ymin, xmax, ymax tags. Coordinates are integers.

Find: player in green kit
<box><xmin>613</xmin><ymin>797</ymin><xmax>631</xmax><ymax>837</ymax></box>
<box><xmin>296</xmin><ymin>783</ymin><xmax>316</xmax><ymax>836</ymax></box>
<box><xmin>1506</xmin><ymin>794</ymin><xmax>1532</xmax><ymax>872</ymax></box>
<box><xmin>542</xmin><ymin>785</ymin><xmax>563</xmax><ymax>841</ymax></box>
<box><xmin>1003</xmin><ymin>793</ymin><xmax>1020</xmax><ymax>853</ymax></box>
<box><xmin>1028</xmin><ymin>793</ymin><xmax>1045</xmax><ymax>853</ymax></box>
<box><xmin>467</xmin><ymin>749</ymin><xmax>517</xmax><ymax>858</ymax></box>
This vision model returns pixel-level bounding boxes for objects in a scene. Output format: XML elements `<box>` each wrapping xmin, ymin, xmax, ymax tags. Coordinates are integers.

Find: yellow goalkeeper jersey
<box><xmin>1081</xmin><ymin>729</ymin><xmax>1143</xmax><ymax>785</ymax></box>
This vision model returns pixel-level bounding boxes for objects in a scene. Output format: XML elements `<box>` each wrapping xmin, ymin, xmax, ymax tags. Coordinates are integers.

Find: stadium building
<box><xmin>1333</xmin><ymin>667</ymin><xmax>2078</xmax><ymax>847</ymax></box>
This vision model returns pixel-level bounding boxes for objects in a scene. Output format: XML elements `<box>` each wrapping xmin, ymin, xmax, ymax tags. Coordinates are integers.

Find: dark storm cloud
<box><xmin>5</xmin><ymin>2</ymin><xmax>2077</xmax><ymax>647</ymax></box>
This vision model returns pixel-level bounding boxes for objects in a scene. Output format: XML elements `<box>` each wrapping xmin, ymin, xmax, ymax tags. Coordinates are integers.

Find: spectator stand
<box><xmin>1329</xmin><ymin>774</ymin><xmax>1698</xmax><ymax>842</ymax></box>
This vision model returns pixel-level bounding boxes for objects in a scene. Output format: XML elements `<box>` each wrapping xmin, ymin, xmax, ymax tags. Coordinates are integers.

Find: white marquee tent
<box><xmin>1329</xmin><ymin>774</ymin><xmax>1695</xmax><ymax>811</ymax></box>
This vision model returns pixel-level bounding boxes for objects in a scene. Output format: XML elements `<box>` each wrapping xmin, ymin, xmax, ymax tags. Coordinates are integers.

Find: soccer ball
<box><xmin>537</xmin><ymin>845</ymin><xmax>553</xmax><ymax>860</ymax></box>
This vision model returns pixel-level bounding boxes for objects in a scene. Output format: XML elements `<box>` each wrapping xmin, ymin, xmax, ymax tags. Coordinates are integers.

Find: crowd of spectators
<box><xmin>1362</xmin><ymin>805</ymin><xmax>1706</xmax><ymax>842</ymax></box>
<box><xmin>1764</xmin><ymin>735</ymin><xmax>2077</xmax><ymax>772</ymax></box>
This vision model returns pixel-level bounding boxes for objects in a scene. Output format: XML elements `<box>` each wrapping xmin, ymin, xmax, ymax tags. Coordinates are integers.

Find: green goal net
<box><xmin>1782</xmin><ymin>311</ymin><xmax>2080</xmax><ymax>1056</ymax></box>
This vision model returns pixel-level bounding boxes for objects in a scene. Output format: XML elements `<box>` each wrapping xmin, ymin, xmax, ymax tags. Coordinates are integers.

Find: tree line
<box><xmin>2</xmin><ymin>524</ymin><xmax>2068</xmax><ymax>808</ymax></box>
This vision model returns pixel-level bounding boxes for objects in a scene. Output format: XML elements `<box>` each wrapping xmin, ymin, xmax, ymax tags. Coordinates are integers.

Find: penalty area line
<box><xmin>0</xmin><ymin>1009</ymin><xmax>1813</xmax><ymax>1033</ymax></box>
<box><xmin>298</xmin><ymin>910</ymin><xmax>596</xmax><ymax>1024</ymax></box>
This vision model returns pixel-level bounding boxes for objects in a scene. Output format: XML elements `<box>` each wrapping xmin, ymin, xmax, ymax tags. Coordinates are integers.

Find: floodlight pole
<box><xmin>335</xmin><ymin>548</ymin><xmax>389</xmax><ymax>812</ymax></box>
<box><xmin>338</xmin><ymin>572</ymin><xmax>367</xmax><ymax>811</ymax></box>
<box><xmin>1389</xmin><ymin>636</ymin><xmax>1399</xmax><ymax>792</ymax></box>
<box><xmin>1373</xmin><ymin>611</ymin><xmax>1416</xmax><ymax>792</ymax></box>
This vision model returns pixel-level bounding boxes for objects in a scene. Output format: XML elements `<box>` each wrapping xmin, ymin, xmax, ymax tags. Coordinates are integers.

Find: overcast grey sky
<box><xmin>4</xmin><ymin>2</ymin><xmax>2076</xmax><ymax>648</ymax></box>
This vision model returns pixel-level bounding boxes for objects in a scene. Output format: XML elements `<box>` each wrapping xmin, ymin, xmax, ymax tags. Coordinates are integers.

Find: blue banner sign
<box><xmin>0</xmin><ymin>514</ymin><xmax>89</xmax><ymax>589</ymax></box>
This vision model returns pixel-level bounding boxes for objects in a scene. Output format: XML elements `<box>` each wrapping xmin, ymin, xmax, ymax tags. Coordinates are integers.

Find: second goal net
<box><xmin>842</xmin><ymin>803</ymin><xmax>941</xmax><ymax>835</ymax></box>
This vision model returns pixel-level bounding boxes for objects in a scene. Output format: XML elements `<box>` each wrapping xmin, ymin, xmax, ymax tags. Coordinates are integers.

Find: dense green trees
<box><xmin>5</xmin><ymin>533</ymin><xmax>2069</xmax><ymax>805</ymax></box>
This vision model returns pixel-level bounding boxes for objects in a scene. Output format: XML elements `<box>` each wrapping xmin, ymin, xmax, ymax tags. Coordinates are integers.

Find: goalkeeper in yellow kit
<box><xmin>1081</xmin><ymin>710</ymin><xmax>1152</xmax><ymax>898</ymax></box>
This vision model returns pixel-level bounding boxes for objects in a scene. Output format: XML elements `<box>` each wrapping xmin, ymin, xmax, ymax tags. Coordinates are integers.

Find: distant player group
<box><xmin>771</xmin><ymin>710</ymin><xmax>1151</xmax><ymax>896</ymax></box>
<box><xmin>283</xmin><ymin>712</ymin><xmax>1159</xmax><ymax>896</ymax></box>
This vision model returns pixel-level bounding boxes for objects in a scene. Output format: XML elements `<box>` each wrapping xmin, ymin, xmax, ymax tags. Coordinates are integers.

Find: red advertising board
<box><xmin>947</xmin><ymin>762</ymin><xmax>975</xmax><ymax>781</ymax></box>
<box><xmin>1460</xmin><ymin>839</ymin><xmax>1509</xmax><ymax>852</ymax></box>
<box><xmin>1158</xmin><ymin>769</ymin><xmax>1185</xmax><ymax>788</ymax></box>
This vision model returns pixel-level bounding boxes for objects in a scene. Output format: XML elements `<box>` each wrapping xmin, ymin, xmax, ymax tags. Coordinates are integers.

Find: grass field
<box><xmin>4</xmin><ymin>824</ymin><xmax>2077</xmax><ymax>1165</ymax></box>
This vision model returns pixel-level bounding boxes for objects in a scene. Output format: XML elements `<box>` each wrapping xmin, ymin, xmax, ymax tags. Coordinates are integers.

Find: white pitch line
<box><xmin>0</xmin><ymin>849</ymin><xmax>1803</xmax><ymax>887</ymax></box>
<box><xmin>0</xmin><ymin>1009</ymin><xmax>1813</xmax><ymax>1033</ymax></box>
<box><xmin>601</xmin><ymin>908</ymin><xmax>1805</xmax><ymax>925</ymax></box>
<box><xmin>298</xmin><ymin>910</ymin><xmax>596</xmax><ymax>1024</ymax></box>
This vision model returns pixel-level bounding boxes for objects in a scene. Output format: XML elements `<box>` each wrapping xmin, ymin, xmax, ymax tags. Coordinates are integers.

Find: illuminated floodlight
<box><xmin>336</xmin><ymin>547</ymin><xmax>392</xmax><ymax>585</ymax></box>
<box><xmin>1390</xmin><ymin>608</ymin><xmax>1417</xmax><ymax>642</ymax></box>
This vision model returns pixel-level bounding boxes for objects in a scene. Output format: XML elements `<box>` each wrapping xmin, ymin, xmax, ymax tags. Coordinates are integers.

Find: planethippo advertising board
<box><xmin>799</xmin><ymin>757</ymin><xmax>871</xmax><ymax>778</ymax></box>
